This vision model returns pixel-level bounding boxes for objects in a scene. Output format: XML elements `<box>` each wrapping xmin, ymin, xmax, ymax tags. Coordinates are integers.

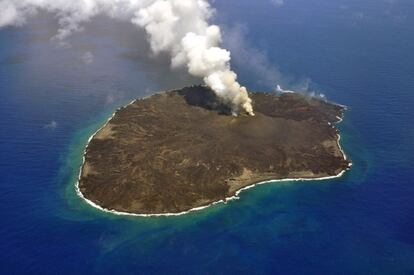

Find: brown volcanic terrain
<box><xmin>78</xmin><ymin>86</ymin><xmax>350</xmax><ymax>215</ymax></box>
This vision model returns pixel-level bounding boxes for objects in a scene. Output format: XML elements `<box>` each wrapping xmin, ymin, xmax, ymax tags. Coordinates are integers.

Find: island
<box><xmin>77</xmin><ymin>86</ymin><xmax>351</xmax><ymax>216</ymax></box>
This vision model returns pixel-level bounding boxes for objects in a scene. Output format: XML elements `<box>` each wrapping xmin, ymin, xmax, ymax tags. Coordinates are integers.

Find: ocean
<box><xmin>1</xmin><ymin>0</ymin><xmax>413</xmax><ymax>273</ymax></box>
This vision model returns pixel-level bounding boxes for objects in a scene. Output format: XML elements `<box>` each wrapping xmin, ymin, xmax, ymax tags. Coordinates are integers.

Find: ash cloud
<box><xmin>0</xmin><ymin>0</ymin><xmax>254</xmax><ymax>115</ymax></box>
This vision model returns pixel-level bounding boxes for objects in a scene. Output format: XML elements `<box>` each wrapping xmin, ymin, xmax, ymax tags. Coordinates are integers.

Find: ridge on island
<box><xmin>77</xmin><ymin>86</ymin><xmax>351</xmax><ymax>216</ymax></box>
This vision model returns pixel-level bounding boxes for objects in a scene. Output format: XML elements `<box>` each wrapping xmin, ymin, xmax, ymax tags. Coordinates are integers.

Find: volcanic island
<box><xmin>77</xmin><ymin>86</ymin><xmax>351</xmax><ymax>216</ymax></box>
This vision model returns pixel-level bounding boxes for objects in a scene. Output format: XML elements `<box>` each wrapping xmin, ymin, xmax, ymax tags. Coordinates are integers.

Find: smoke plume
<box><xmin>0</xmin><ymin>0</ymin><xmax>254</xmax><ymax>115</ymax></box>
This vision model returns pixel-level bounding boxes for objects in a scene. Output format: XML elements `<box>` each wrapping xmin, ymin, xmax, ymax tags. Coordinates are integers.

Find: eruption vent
<box><xmin>0</xmin><ymin>0</ymin><xmax>254</xmax><ymax>115</ymax></box>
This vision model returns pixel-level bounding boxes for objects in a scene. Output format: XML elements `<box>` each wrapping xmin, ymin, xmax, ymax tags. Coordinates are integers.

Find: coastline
<box><xmin>75</xmin><ymin>92</ymin><xmax>351</xmax><ymax>218</ymax></box>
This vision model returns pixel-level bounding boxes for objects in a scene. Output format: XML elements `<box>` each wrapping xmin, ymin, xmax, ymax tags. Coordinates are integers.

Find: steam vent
<box><xmin>78</xmin><ymin>86</ymin><xmax>350</xmax><ymax>215</ymax></box>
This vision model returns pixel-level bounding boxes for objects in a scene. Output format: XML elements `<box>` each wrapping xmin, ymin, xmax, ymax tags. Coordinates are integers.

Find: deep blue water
<box><xmin>1</xmin><ymin>0</ymin><xmax>414</xmax><ymax>274</ymax></box>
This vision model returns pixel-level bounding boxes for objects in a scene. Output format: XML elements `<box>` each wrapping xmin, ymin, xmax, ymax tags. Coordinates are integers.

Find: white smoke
<box><xmin>0</xmin><ymin>0</ymin><xmax>254</xmax><ymax>115</ymax></box>
<box><xmin>81</xmin><ymin>51</ymin><xmax>94</xmax><ymax>65</ymax></box>
<box><xmin>277</xmin><ymin>84</ymin><xmax>326</xmax><ymax>100</ymax></box>
<box><xmin>276</xmin><ymin>85</ymin><xmax>295</xmax><ymax>94</ymax></box>
<box><xmin>270</xmin><ymin>0</ymin><xmax>284</xmax><ymax>8</ymax></box>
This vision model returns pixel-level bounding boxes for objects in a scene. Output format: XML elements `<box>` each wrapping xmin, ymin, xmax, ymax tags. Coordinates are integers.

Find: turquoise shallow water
<box><xmin>1</xmin><ymin>0</ymin><xmax>414</xmax><ymax>274</ymax></box>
